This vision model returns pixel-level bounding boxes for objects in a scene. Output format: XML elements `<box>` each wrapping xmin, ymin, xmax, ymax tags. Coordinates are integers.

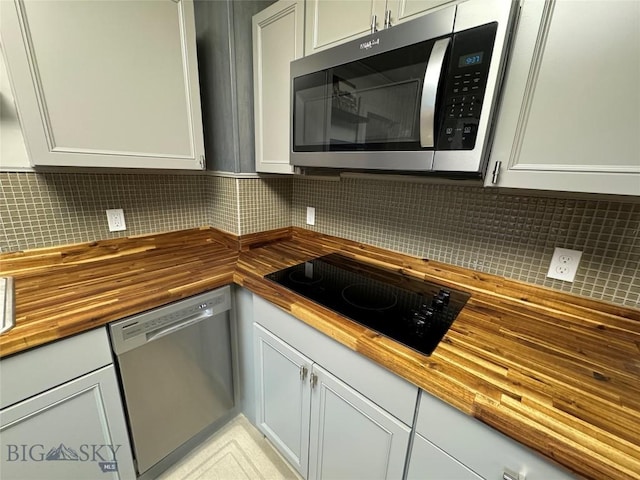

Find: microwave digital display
<box><xmin>458</xmin><ymin>51</ymin><xmax>484</xmax><ymax>68</ymax></box>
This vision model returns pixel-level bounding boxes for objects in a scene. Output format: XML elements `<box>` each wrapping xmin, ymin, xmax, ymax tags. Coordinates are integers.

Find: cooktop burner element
<box><xmin>341</xmin><ymin>284</ymin><xmax>398</xmax><ymax>311</ymax></box>
<box><xmin>265</xmin><ymin>253</ymin><xmax>471</xmax><ymax>356</ymax></box>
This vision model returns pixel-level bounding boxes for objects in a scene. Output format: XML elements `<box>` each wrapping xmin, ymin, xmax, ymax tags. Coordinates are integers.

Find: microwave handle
<box><xmin>420</xmin><ymin>38</ymin><xmax>450</xmax><ymax>147</ymax></box>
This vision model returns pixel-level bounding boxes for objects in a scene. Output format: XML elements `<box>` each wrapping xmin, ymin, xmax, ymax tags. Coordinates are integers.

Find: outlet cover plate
<box><xmin>547</xmin><ymin>247</ymin><xmax>582</xmax><ymax>282</ymax></box>
<box><xmin>106</xmin><ymin>209</ymin><xmax>126</xmax><ymax>232</ymax></box>
<box><xmin>306</xmin><ymin>206</ymin><xmax>315</xmax><ymax>226</ymax></box>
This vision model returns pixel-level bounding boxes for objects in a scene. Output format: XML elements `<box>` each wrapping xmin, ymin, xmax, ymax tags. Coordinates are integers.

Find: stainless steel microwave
<box><xmin>290</xmin><ymin>0</ymin><xmax>519</xmax><ymax>176</ymax></box>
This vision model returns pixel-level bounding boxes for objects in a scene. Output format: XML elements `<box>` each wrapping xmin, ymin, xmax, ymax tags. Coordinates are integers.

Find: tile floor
<box><xmin>156</xmin><ymin>415</ymin><xmax>301</xmax><ymax>480</ymax></box>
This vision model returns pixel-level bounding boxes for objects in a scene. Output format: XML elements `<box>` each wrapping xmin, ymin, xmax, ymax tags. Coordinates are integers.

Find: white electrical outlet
<box><xmin>306</xmin><ymin>206</ymin><xmax>316</xmax><ymax>226</ymax></box>
<box><xmin>106</xmin><ymin>209</ymin><xmax>126</xmax><ymax>232</ymax></box>
<box><xmin>546</xmin><ymin>247</ymin><xmax>582</xmax><ymax>282</ymax></box>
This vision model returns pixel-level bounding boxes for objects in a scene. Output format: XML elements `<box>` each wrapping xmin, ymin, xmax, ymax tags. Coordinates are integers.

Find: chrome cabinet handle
<box><xmin>299</xmin><ymin>365</ymin><xmax>308</xmax><ymax>381</ymax></box>
<box><xmin>310</xmin><ymin>372</ymin><xmax>318</xmax><ymax>389</ymax></box>
<box><xmin>0</xmin><ymin>276</ymin><xmax>15</xmax><ymax>335</ymax></box>
<box><xmin>420</xmin><ymin>38</ymin><xmax>450</xmax><ymax>148</ymax></box>
<box><xmin>371</xmin><ymin>14</ymin><xmax>378</xmax><ymax>34</ymax></box>
<box><xmin>384</xmin><ymin>9</ymin><xmax>392</xmax><ymax>29</ymax></box>
<box><xmin>491</xmin><ymin>160</ymin><xmax>502</xmax><ymax>184</ymax></box>
<box><xmin>503</xmin><ymin>468</ymin><xmax>525</xmax><ymax>480</ymax></box>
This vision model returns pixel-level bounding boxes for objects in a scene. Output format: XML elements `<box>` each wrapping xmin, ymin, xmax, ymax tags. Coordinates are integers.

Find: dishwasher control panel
<box><xmin>109</xmin><ymin>286</ymin><xmax>231</xmax><ymax>355</ymax></box>
<box><xmin>119</xmin><ymin>295</ymin><xmax>226</xmax><ymax>340</ymax></box>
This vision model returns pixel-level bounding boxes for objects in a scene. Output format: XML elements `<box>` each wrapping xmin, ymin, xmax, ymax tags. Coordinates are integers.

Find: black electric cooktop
<box><xmin>265</xmin><ymin>253</ymin><xmax>471</xmax><ymax>356</ymax></box>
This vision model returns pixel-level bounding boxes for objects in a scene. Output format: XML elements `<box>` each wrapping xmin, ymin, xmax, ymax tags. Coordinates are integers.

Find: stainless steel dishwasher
<box><xmin>109</xmin><ymin>286</ymin><xmax>234</xmax><ymax>477</ymax></box>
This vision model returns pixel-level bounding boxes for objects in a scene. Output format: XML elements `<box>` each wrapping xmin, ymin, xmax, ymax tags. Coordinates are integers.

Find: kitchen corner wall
<box><xmin>208</xmin><ymin>175</ymin><xmax>292</xmax><ymax>235</ymax></box>
<box><xmin>0</xmin><ymin>172</ymin><xmax>291</xmax><ymax>252</ymax></box>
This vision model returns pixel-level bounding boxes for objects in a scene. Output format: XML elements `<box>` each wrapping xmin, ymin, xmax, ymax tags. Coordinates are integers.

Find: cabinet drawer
<box><xmin>0</xmin><ymin>327</ymin><xmax>113</xmax><ymax>409</ymax></box>
<box><xmin>253</xmin><ymin>295</ymin><xmax>418</xmax><ymax>425</ymax></box>
<box><xmin>416</xmin><ymin>391</ymin><xmax>575</xmax><ymax>480</ymax></box>
<box><xmin>407</xmin><ymin>432</ymin><xmax>481</xmax><ymax>480</ymax></box>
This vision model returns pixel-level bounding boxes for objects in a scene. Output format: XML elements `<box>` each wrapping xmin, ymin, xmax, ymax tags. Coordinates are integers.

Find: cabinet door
<box><xmin>0</xmin><ymin>365</ymin><xmax>135</xmax><ymax>480</ymax></box>
<box><xmin>305</xmin><ymin>0</ymin><xmax>387</xmax><ymax>56</ymax></box>
<box><xmin>386</xmin><ymin>0</ymin><xmax>455</xmax><ymax>25</ymax></box>
<box><xmin>485</xmin><ymin>0</ymin><xmax>640</xmax><ymax>195</ymax></box>
<box><xmin>308</xmin><ymin>364</ymin><xmax>411</xmax><ymax>480</ymax></box>
<box><xmin>406</xmin><ymin>432</ymin><xmax>482</xmax><ymax>480</ymax></box>
<box><xmin>253</xmin><ymin>0</ymin><xmax>304</xmax><ymax>174</ymax></box>
<box><xmin>0</xmin><ymin>0</ymin><xmax>204</xmax><ymax>170</ymax></box>
<box><xmin>254</xmin><ymin>324</ymin><xmax>312</xmax><ymax>477</ymax></box>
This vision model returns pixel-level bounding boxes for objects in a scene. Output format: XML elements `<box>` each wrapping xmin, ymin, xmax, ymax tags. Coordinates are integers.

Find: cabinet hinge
<box><xmin>310</xmin><ymin>372</ymin><xmax>318</xmax><ymax>389</ymax></box>
<box><xmin>491</xmin><ymin>160</ymin><xmax>502</xmax><ymax>184</ymax></box>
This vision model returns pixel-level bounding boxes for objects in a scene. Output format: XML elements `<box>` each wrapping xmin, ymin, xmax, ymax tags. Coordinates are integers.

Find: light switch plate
<box><xmin>547</xmin><ymin>247</ymin><xmax>582</xmax><ymax>282</ymax></box>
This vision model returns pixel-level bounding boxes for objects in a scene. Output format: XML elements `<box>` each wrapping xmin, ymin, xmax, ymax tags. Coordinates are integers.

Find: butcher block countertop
<box><xmin>0</xmin><ymin>228</ymin><xmax>237</xmax><ymax>357</ymax></box>
<box><xmin>2</xmin><ymin>227</ymin><xmax>639</xmax><ymax>479</ymax></box>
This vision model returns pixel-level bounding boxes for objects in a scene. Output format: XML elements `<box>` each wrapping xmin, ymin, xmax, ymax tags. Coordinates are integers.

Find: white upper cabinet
<box><xmin>386</xmin><ymin>0</ymin><xmax>456</xmax><ymax>26</ymax></box>
<box><xmin>304</xmin><ymin>0</ymin><xmax>454</xmax><ymax>56</ymax></box>
<box><xmin>305</xmin><ymin>0</ymin><xmax>387</xmax><ymax>56</ymax></box>
<box><xmin>0</xmin><ymin>53</ymin><xmax>30</xmax><ymax>170</ymax></box>
<box><xmin>0</xmin><ymin>0</ymin><xmax>205</xmax><ymax>170</ymax></box>
<box><xmin>253</xmin><ymin>0</ymin><xmax>304</xmax><ymax>174</ymax></box>
<box><xmin>486</xmin><ymin>0</ymin><xmax>640</xmax><ymax>195</ymax></box>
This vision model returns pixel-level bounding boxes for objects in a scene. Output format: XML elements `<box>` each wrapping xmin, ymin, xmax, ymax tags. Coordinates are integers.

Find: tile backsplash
<box><xmin>291</xmin><ymin>177</ymin><xmax>640</xmax><ymax>307</ymax></box>
<box><xmin>1</xmin><ymin>172</ymin><xmax>208</xmax><ymax>251</ymax></box>
<box><xmin>207</xmin><ymin>175</ymin><xmax>292</xmax><ymax>235</ymax></box>
<box><xmin>1</xmin><ymin>171</ymin><xmax>639</xmax><ymax>307</ymax></box>
<box><xmin>1</xmin><ymin>172</ymin><xmax>292</xmax><ymax>251</ymax></box>
<box><xmin>207</xmin><ymin>175</ymin><xmax>239</xmax><ymax>235</ymax></box>
<box><xmin>237</xmin><ymin>177</ymin><xmax>292</xmax><ymax>234</ymax></box>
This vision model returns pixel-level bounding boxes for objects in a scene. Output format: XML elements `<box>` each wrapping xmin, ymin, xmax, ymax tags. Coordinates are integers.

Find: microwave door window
<box><xmin>293</xmin><ymin>40</ymin><xmax>435</xmax><ymax>153</ymax></box>
<box><xmin>354</xmin><ymin>80</ymin><xmax>421</xmax><ymax>144</ymax></box>
<box><xmin>329</xmin><ymin>43</ymin><xmax>430</xmax><ymax>151</ymax></box>
<box><xmin>294</xmin><ymin>71</ymin><xmax>330</xmax><ymax>151</ymax></box>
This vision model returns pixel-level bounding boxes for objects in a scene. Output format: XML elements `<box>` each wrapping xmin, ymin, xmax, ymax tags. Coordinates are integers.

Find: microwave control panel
<box><xmin>436</xmin><ymin>23</ymin><xmax>498</xmax><ymax>151</ymax></box>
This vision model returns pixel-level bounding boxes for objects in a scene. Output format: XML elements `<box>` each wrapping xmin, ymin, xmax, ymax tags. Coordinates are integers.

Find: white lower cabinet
<box><xmin>255</xmin><ymin>323</ymin><xmax>312</xmax><ymax>475</ymax></box>
<box><xmin>308</xmin><ymin>364</ymin><xmax>411</xmax><ymax>480</ymax></box>
<box><xmin>407</xmin><ymin>432</ymin><xmax>481</xmax><ymax>480</ymax></box>
<box><xmin>254</xmin><ymin>323</ymin><xmax>411</xmax><ymax>480</ymax></box>
<box><xmin>0</xmin><ymin>328</ymin><xmax>135</xmax><ymax>480</ymax></box>
<box><xmin>410</xmin><ymin>391</ymin><xmax>576</xmax><ymax>480</ymax></box>
<box><xmin>252</xmin><ymin>295</ymin><xmax>575</xmax><ymax>480</ymax></box>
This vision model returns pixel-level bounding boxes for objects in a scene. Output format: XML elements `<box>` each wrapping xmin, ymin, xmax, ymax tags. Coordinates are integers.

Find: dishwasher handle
<box><xmin>145</xmin><ymin>309</ymin><xmax>214</xmax><ymax>343</ymax></box>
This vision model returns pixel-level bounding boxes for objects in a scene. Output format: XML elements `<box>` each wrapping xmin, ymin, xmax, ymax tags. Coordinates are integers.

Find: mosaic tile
<box><xmin>1</xmin><ymin>172</ymin><xmax>208</xmax><ymax>251</ymax></box>
<box><xmin>292</xmin><ymin>177</ymin><xmax>640</xmax><ymax>308</ymax></box>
